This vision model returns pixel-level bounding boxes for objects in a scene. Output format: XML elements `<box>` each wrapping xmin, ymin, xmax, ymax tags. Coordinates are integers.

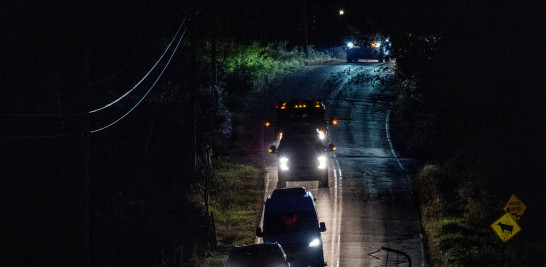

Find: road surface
<box><xmin>257</xmin><ymin>60</ymin><xmax>426</xmax><ymax>267</ymax></box>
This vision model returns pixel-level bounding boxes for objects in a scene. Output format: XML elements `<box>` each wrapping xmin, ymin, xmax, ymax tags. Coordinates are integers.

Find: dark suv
<box><xmin>345</xmin><ymin>36</ymin><xmax>392</xmax><ymax>63</ymax></box>
<box><xmin>256</xmin><ymin>187</ymin><xmax>326</xmax><ymax>267</ymax></box>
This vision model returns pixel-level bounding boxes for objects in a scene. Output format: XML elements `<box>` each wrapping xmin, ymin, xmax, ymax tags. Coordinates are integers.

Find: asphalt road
<box><xmin>257</xmin><ymin>60</ymin><xmax>426</xmax><ymax>267</ymax></box>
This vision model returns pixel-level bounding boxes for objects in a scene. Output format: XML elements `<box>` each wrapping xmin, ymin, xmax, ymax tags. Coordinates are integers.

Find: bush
<box><xmin>416</xmin><ymin>164</ymin><xmax>445</xmax><ymax>220</ymax></box>
<box><xmin>220</xmin><ymin>42</ymin><xmax>333</xmax><ymax>95</ymax></box>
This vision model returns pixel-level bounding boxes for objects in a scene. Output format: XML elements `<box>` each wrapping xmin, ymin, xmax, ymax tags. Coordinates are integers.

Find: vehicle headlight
<box><xmin>317</xmin><ymin>129</ymin><xmax>325</xmax><ymax>140</ymax></box>
<box><xmin>308</xmin><ymin>238</ymin><xmax>321</xmax><ymax>247</ymax></box>
<box><xmin>347</xmin><ymin>42</ymin><xmax>354</xmax><ymax>49</ymax></box>
<box><xmin>279</xmin><ymin>157</ymin><xmax>289</xmax><ymax>171</ymax></box>
<box><xmin>317</xmin><ymin>155</ymin><xmax>327</xmax><ymax>169</ymax></box>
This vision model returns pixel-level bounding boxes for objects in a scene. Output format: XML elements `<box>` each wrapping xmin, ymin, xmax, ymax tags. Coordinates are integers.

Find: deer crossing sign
<box><xmin>491</xmin><ymin>212</ymin><xmax>521</xmax><ymax>242</ymax></box>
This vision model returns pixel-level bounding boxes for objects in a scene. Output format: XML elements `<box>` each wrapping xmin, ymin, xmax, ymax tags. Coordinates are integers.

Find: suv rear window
<box><xmin>264</xmin><ymin>211</ymin><xmax>318</xmax><ymax>234</ymax></box>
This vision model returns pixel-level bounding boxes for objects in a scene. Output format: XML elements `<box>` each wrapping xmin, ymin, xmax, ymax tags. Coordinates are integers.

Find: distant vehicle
<box><xmin>256</xmin><ymin>187</ymin><xmax>327</xmax><ymax>267</ymax></box>
<box><xmin>344</xmin><ymin>35</ymin><xmax>392</xmax><ymax>63</ymax></box>
<box><xmin>226</xmin><ymin>243</ymin><xmax>291</xmax><ymax>267</ymax></box>
<box><xmin>269</xmin><ymin>99</ymin><xmax>337</xmax><ymax>145</ymax></box>
<box><xmin>269</xmin><ymin>126</ymin><xmax>335</xmax><ymax>187</ymax></box>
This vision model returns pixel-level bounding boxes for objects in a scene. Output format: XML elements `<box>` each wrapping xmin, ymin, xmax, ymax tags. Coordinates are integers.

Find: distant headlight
<box><xmin>317</xmin><ymin>155</ymin><xmax>327</xmax><ymax>169</ymax></box>
<box><xmin>309</xmin><ymin>238</ymin><xmax>321</xmax><ymax>247</ymax></box>
<box><xmin>279</xmin><ymin>157</ymin><xmax>289</xmax><ymax>171</ymax></box>
<box><xmin>347</xmin><ymin>42</ymin><xmax>355</xmax><ymax>48</ymax></box>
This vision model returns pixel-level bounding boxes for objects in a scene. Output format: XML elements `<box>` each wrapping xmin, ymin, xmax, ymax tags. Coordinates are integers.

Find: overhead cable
<box><xmin>90</xmin><ymin>27</ymin><xmax>187</xmax><ymax>134</ymax></box>
<box><xmin>89</xmin><ymin>17</ymin><xmax>187</xmax><ymax>114</ymax></box>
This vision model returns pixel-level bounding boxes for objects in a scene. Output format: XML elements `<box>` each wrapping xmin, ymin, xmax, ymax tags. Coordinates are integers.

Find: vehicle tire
<box><xmin>319</xmin><ymin>171</ymin><xmax>328</xmax><ymax>188</ymax></box>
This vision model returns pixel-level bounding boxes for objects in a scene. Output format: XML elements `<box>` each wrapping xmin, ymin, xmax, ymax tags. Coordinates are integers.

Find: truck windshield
<box><xmin>264</xmin><ymin>211</ymin><xmax>317</xmax><ymax>235</ymax></box>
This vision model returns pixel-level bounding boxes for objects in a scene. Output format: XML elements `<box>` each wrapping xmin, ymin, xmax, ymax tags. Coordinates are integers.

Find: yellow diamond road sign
<box><xmin>504</xmin><ymin>194</ymin><xmax>526</xmax><ymax>221</ymax></box>
<box><xmin>491</xmin><ymin>213</ymin><xmax>521</xmax><ymax>242</ymax></box>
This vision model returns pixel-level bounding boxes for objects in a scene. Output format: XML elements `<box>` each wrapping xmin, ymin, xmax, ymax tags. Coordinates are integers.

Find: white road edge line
<box><xmin>385</xmin><ymin>110</ymin><xmax>404</xmax><ymax>170</ymax></box>
<box><xmin>334</xmin><ymin>158</ymin><xmax>342</xmax><ymax>267</ymax></box>
<box><xmin>385</xmin><ymin>109</ymin><xmax>426</xmax><ymax>267</ymax></box>
<box><xmin>255</xmin><ymin>167</ymin><xmax>270</xmax><ymax>244</ymax></box>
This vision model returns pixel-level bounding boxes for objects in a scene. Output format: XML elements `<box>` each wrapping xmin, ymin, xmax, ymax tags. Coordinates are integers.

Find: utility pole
<box><xmin>80</xmin><ymin>45</ymin><xmax>90</xmax><ymax>267</ymax></box>
<box><xmin>210</xmin><ymin>0</ymin><xmax>218</xmax><ymax>100</ymax></box>
<box><xmin>303</xmin><ymin>0</ymin><xmax>309</xmax><ymax>57</ymax></box>
<box><xmin>190</xmin><ymin>17</ymin><xmax>197</xmax><ymax>186</ymax></box>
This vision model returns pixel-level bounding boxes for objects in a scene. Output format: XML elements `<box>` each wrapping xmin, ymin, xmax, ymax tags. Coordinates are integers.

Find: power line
<box><xmin>89</xmin><ymin>16</ymin><xmax>188</xmax><ymax>114</ymax></box>
<box><xmin>90</xmin><ymin>26</ymin><xmax>187</xmax><ymax>134</ymax></box>
<box><xmin>3</xmin><ymin>1</ymin><xmax>202</xmax><ymax>137</ymax></box>
<box><xmin>3</xmin><ymin>14</ymin><xmax>190</xmax><ymax>118</ymax></box>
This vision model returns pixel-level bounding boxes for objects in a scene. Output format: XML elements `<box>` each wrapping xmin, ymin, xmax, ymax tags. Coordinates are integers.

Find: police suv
<box><xmin>256</xmin><ymin>187</ymin><xmax>326</xmax><ymax>267</ymax></box>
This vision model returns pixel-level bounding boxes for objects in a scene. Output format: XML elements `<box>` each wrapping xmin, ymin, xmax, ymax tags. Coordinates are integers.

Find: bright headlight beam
<box><xmin>279</xmin><ymin>157</ymin><xmax>289</xmax><ymax>171</ymax></box>
<box><xmin>309</xmin><ymin>238</ymin><xmax>321</xmax><ymax>247</ymax></box>
<box><xmin>317</xmin><ymin>129</ymin><xmax>325</xmax><ymax>140</ymax></box>
<box><xmin>317</xmin><ymin>155</ymin><xmax>327</xmax><ymax>169</ymax></box>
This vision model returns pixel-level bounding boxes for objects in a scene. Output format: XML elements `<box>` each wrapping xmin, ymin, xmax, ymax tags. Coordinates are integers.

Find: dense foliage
<box><xmin>386</xmin><ymin>1</ymin><xmax>545</xmax><ymax>266</ymax></box>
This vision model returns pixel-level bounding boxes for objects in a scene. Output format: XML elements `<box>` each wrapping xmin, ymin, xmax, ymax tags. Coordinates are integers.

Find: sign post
<box><xmin>490</xmin><ymin>194</ymin><xmax>527</xmax><ymax>266</ymax></box>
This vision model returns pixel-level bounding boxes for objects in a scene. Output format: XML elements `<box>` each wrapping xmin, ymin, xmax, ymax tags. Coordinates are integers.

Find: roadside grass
<box><xmin>414</xmin><ymin>159</ymin><xmax>546</xmax><ymax>266</ymax></box>
<box><xmin>424</xmin><ymin>216</ymin><xmax>497</xmax><ymax>266</ymax></box>
<box><xmin>417</xmin><ymin>154</ymin><xmax>498</xmax><ymax>262</ymax></box>
<box><xmin>205</xmin><ymin>157</ymin><xmax>264</xmax><ymax>266</ymax></box>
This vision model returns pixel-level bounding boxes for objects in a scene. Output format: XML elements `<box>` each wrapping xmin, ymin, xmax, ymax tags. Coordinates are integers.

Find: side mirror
<box><xmin>256</xmin><ymin>227</ymin><xmax>263</xmax><ymax>237</ymax></box>
<box><xmin>319</xmin><ymin>222</ymin><xmax>327</xmax><ymax>232</ymax></box>
<box><xmin>269</xmin><ymin>146</ymin><xmax>277</xmax><ymax>153</ymax></box>
<box><xmin>328</xmin><ymin>144</ymin><xmax>336</xmax><ymax>152</ymax></box>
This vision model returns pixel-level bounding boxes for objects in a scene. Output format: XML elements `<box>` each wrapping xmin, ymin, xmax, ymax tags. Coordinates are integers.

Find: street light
<box><xmin>339</xmin><ymin>9</ymin><xmax>344</xmax><ymax>15</ymax></box>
